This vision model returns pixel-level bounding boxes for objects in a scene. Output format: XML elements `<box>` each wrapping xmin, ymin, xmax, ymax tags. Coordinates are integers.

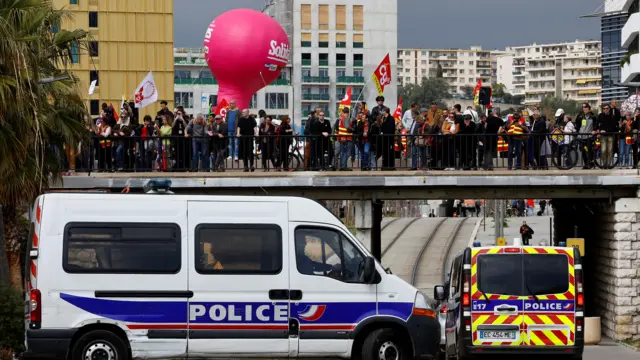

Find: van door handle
<box><xmin>269</xmin><ymin>289</ymin><xmax>289</xmax><ymax>300</ymax></box>
<box><xmin>290</xmin><ymin>290</ymin><xmax>303</xmax><ymax>301</ymax></box>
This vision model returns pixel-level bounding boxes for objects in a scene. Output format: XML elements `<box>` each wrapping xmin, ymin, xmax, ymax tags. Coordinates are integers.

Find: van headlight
<box><xmin>412</xmin><ymin>292</ymin><xmax>436</xmax><ymax>318</ymax></box>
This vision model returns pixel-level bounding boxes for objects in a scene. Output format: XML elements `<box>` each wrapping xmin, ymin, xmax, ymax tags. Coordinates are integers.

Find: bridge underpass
<box><xmin>54</xmin><ymin>170</ymin><xmax>640</xmax><ymax>342</ymax></box>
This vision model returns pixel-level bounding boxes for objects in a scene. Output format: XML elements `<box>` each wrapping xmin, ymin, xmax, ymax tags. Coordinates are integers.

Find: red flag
<box><xmin>214</xmin><ymin>98</ymin><xmax>229</xmax><ymax>118</ymax></box>
<box><xmin>372</xmin><ymin>54</ymin><xmax>392</xmax><ymax>96</ymax></box>
<box><xmin>110</xmin><ymin>104</ymin><xmax>119</xmax><ymax>122</ymax></box>
<box><xmin>338</xmin><ymin>87</ymin><xmax>352</xmax><ymax>114</ymax></box>
<box><xmin>473</xmin><ymin>78</ymin><xmax>482</xmax><ymax>106</ymax></box>
<box><xmin>393</xmin><ymin>97</ymin><xmax>403</xmax><ymax>124</ymax></box>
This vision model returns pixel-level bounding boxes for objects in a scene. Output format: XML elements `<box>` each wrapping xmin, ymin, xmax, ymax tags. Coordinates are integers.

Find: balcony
<box><xmin>174</xmin><ymin>77</ymin><xmax>217</xmax><ymax>85</ymax></box>
<box><xmin>336</xmin><ymin>42</ymin><xmax>346</xmax><ymax>48</ymax></box>
<box><xmin>622</xmin><ymin>12</ymin><xmax>640</xmax><ymax>48</ymax></box>
<box><xmin>354</xmin><ymin>60</ymin><xmax>364</xmax><ymax>67</ymax></box>
<box><xmin>302</xmin><ymin>93</ymin><xmax>330</xmax><ymax>101</ymax></box>
<box><xmin>353</xmin><ymin>42</ymin><xmax>364</xmax><ymax>48</ymax></box>
<box><xmin>336</xmin><ymin>60</ymin><xmax>346</xmax><ymax>67</ymax></box>
<box><xmin>319</xmin><ymin>60</ymin><xmax>329</xmax><ymax>67</ymax></box>
<box><xmin>319</xmin><ymin>42</ymin><xmax>329</xmax><ymax>48</ymax></box>
<box><xmin>302</xmin><ymin>76</ymin><xmax>330</xmax><ymax>84</ymax></box>
<box><xmin>622</xmin><ymin>53</ymin><xmax>640</xmax><ymax>85</ymax></box>
<box><xmin>301</xmin><ymin>41</ymin><xmax>312</xmax><ymax>47</ymax></box>
<box><xmin>302</xmin><ymin>59</ymin><xmax>312</xmax><ymax>66</ymax></box>
<box><xmin>270</xmin><ymin>78</ymin><xmax>290</xmax><ymax>86</ymax></box>
<box><xmin>336</xmin><ymin>76</ymin><xmax>365</xmax><ymax>84</ymax></box>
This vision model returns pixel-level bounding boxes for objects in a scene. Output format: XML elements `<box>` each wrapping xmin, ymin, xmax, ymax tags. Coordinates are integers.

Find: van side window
<box><xmin>195</xmin><ymin>224</ymin><xmax>282</xmax><ymax>274</ymax></box>
<box><xmin>294</xmin><ymin>227</ymin><xmax>366</xmax><ymax>283</ymax></box>
<box><xmin>450</xmin><ymin>256</ymin><xmax>462</xmax><ymax>295</ymax></box>
<box><xmin>63</xmin><ymin>223</ymin><xmax>181</xmax><ymax>274</ymax></box>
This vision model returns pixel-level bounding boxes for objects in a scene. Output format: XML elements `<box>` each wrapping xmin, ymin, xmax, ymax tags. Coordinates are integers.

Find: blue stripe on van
<box><xmin>60</xmin><ymin>293</ymin><xmax>413</xmax><ymax>324</ymax></box>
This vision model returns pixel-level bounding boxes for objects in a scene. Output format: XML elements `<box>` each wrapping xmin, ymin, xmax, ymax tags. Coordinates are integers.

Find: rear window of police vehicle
<box><xmin>63</xmin><ymin>223</ymin><xmax>181</xmax><ymax>274</ymax></box>
<box><xmin>477</xmin><ymin>254</ymin><xmax>569</xmax><ymax>296</ymax></box>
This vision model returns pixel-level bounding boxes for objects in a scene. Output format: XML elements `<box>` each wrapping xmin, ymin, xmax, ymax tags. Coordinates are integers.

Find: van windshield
<box><xmin>477</xmin><ymin>254</ymin><xmax>569</xmax><ymax>296</ymax></box>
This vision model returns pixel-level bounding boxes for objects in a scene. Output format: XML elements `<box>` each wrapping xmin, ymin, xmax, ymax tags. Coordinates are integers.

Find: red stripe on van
<box><xmin>33</xmin><ymin>233</ymin><xmax>39</xmax><ymax>248</ymax></box>
<box><xmin>126</xmin><ymin>324</ymin><xmax>289</xmax><ymax>331</ymax></box>
<box><xmin>36</xmin><ymin>205</ymin><xmax>41</xmax><ymax>224</ymax></box>
<box><xmin>30</xmin><ymin>261</ymin><xmax>37</xmax><ymax>277</ymax></box>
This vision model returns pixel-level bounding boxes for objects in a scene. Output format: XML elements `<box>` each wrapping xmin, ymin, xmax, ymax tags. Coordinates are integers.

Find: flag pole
<box><xmin>350</xmin><ymin>76</ymin><xmax>375</xmax><ymax>118</ymax></box>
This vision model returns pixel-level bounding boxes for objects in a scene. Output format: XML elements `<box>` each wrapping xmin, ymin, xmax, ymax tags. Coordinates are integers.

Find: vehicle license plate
<box><xmin>479</xmin><ymin>331</ymin><xmax>516</xmax><ymax>340</ymax></box>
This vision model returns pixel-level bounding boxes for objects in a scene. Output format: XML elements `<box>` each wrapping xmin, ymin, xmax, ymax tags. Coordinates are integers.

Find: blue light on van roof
<box><xmin>144</xmin><ymin>179</ymin><xmax>172</xmax><ymax>193</ymax></box>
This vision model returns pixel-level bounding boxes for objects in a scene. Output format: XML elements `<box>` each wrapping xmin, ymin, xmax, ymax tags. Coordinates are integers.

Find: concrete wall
<box><xmin>553</xmin><ymin>197</ymin><xmax>640</xmax><ymax>341</ymax></box>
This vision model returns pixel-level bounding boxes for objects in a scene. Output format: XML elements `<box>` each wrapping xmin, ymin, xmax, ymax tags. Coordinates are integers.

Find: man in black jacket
<box><xmin>530</xmin><ymin>109</ymin><xmax>548</xmax><ymax>169</ymax></box>
<box><xmin>483</xmin><ymin>109</ymin><xmax>504</xmax><ymax>170</ymax></box>
<box><xmin>310</xmin><ymin>111</ymin><xmax>332</xmax><ymax>170</ymax></box>
<box><xmin>596</xmin><ymin>103</ymin><xmax>618</xmax><ymax>168</ymax></box>
<box><xmin>369</xmin><ymin>96</ymin><xmax>386</xmax><ymax>122</ymax></box>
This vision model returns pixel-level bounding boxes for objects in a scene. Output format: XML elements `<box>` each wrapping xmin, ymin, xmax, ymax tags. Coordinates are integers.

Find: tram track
<box><xmin>381</xmin><ymin>217</ymin><xmax>422</xmax><ymax>258</ymax></box>
<box><xmin>410</xmin><ymin>218</ymin><xmax>449</xmax><ymax>286</ymax></box>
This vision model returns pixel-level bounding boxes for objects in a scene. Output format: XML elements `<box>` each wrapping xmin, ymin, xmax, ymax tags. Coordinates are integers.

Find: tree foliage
<box><xmin>461</xmin><ymin>85</ymin><xmax>474</xmax><ymax>96</ymax></box>
<box><xmin>493</xmin><ymin>83</ymin><xmax>506</xmax><ymax>99</ymax></box>
<box><xmin>0</xmin><ymin>0</ymin><xmax>89</xmax><ymax>290</ymax></box>
<box><xmin>398</xmin><ymin>77</ymin><xmax>452</xmax><ymax>108</ymax></box>
<box><xmin>538</xmin><ymin>96</ymin><xmax>582</xmax><ymax>119</ymax></box>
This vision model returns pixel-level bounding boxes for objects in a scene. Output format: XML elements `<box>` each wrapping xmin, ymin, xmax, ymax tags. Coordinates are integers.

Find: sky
<box><xmin>174</xmin><ymin>0</ymin><xmax>604</xmax><ymax>50</ymax></box>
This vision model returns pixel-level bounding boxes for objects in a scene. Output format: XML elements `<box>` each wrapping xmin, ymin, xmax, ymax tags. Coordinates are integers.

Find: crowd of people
<box><xmin>59</xmin><ymin>97</ymin><xmax>640</xmax><ymax>173</ymax></box>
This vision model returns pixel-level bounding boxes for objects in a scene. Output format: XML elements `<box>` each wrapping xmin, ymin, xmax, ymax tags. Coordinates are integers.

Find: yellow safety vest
<box><xmin>507</xmin><ymin>123</ymin><xmax>523</xmax><ymax>136</ymax></box>
<box><xmin>337</xmin><ymin>116</ymin><xmax>351</xmax><ymax>142</ymax></box>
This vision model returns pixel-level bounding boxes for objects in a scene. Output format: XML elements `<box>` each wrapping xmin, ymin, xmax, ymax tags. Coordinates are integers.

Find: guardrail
<box><xmin>58</xmin><ymin>132</ymin><xmax>638</xmax><ymax>173</ymax></box>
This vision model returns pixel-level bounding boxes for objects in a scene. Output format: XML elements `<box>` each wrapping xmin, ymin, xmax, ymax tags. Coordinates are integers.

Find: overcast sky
<box><xmin>175</xmin><ymin>0</ymin><xmax>603</xmax><ymax>50</ymax></box>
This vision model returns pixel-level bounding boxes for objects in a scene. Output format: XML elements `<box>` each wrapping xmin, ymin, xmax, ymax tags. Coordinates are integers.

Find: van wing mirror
<box><xmin>434</xmin><ymin>285</ymin><xmax>446</xmax><ymax>301</ymax></box>
<box><xmin>363</xmin><ymin>256</ymin><xmax>376</xmax><ymax>284</ymax></box>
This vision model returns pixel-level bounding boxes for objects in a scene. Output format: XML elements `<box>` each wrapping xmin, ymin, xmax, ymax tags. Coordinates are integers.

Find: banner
<box><xmin>372</xmin><ymin>54</ymin><xmax>392</xmax><ymax>96</ymax></box>
<box><xmin>473</xmin><ymin>78</ymin><xmax>482</xmax><ymax>106</ymax></box>
<box><xmin>338</xmin><ymin>86</ymin><xmax>352</xmax><ymax>114</ymax></box>
<box><xmin>393</xmin><ymin>96</ymin><xmax>403</xmax><ymax>125</ymax></box>
<box><xmin>215</xmin><ymin>98</ymin><xmax>230</xmax><ymax>118</ymax></box>
<box><xmin>134</xmin><ymin>71</ymin><xmax>159</xmax><ymax>109</ymax></box>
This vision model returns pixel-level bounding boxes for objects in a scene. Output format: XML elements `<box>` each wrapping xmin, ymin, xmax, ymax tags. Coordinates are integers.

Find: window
<box><xmin>89</xmin><ymin>12</ymin><xmax>98</xmax><ymax>28</ymax></box>
<box><xmin>319</xmin><ymin>4</ymin><xmax>329</xmax><ymax>30</ymax></box>
<box><xmin>405</xmin><ymin>50</ymin><xmax>411</xmax><ymax>56</ymax></box>
<box><xmin>265</xmin><ymin>93</ymin><xmax>289</xmax><ymax>109</ymax></box>
<box><xmin>336</xmin><ymin>5</ymin><xmax>346</xmax><ymax>30</ymax></box>
<box><xmin>421</xmin><ymin>60</ymin><xmax>427</xmax><ymax>65</ymax></box>
<box><xmin>353</xmin><ymin>5</ymin><xmax>364</xmax><ymax>31</ymax></box>
<box><xmin>459</xmin><ymin>61</ymin><xmax>463</xmax><ymax>65</ymax></box>
<box><xmin>89</xmin><ymin>41</ymin><xmax>98</xmax><ymax>57</ymax></box>
<box><xmin>477</xmin><ymin>254</ymin><xmax>569</xmax><ymax>296</ymax></box>
<box><xmin>319</xmin><ymin>33</ymin><xmax>329</xmax><ymax>48</ymax></box>
<box><xmin>90</xmin><ymin>70</ymin><xmax>99</xmax><ymax>86</ymax></box>
<box><xmin>63</xmin><ymin>223</ymin><xmax>181</xmax><ymax>273</ymax></box>
<box><xmin>353</xmin><ymin>33</ymin><xmax>364</xmax><ymax>48</ymax></box>
<box><xmin>469</xmin><ymin>61</ymin><xmax>474</xmax><ymax>65</ymax></box>
<box><xmin>174</xmin><ymin>70</ymin><xmax>190</xmax><ymax>79</ymax></box>
<box><xmin>301</xmin><ymin>4</ymin><xmax>311</xmax><ymax>29</ymax></box>
<box><xmin>422</xmin><ymin>51</ymin><xmax>427</xmax><ymax>56</ymax></box>
<box><xmin>302</xmin><ymin>68</ymin><xmax>311</xmax><ymax>77</ymax></box>
<box><xmin>337</xmin><ymin>68</ymin><xmax>346</xmax><ymax>77</ymax></box>
<box><xmin>301</xmin><ymin>32</ymin><xmax>312</xmax><ymax>47</ymax></box>
<box><xmin>208</xmin><ymin>94</ymin><xmax>218</xmax><ymax>107</ymax></box>
<box><xmin>469</xmin><ymin>78</ymin><xmax>474</xmax><ymax>83</ymax></box>
<box><xmin>196</xmin><ymin>225</ymin><xmax>281</xmax><ymax>274</ymax></box>
<box><xmin>90</xmin><ymin>100</ymin><xmax>100</xmax><ymax>116</ymax></box>
<box><xmin>336</xmin><ymin>33</ymin><xmax>346</xmax><ymax>48</ymax></box>
<box><xmin>459</xmin><ymin>69</ymin><xmax>464</xmax><ymax>74</ymax></box>
<box><xmin>250</xmin><ymin>93</ymin><xmax>258</xmax><ymax>109</ymax></box>
<box><xmin>319</xmin><ymin>68</ymin><xmax>329</xmax><ymax>77</ymax></box>
<box><xmin>199</xmin><ymin>70</ymin><xmax>213</xmax><ymax>78</ymax></box>
<box><xmin>71</xmin><ymin>41</ymin><xmax>79</xmax><ymax>64</ymax></box>
<box><xmin>353</xmin><ymin>70</ymin><xmax>363</xmax><ymax>77</ymax></box>
<box><xmin>294</xmin><ymin>227</ymin><xmax>367</xmax><ymax>283</ymax></box>
<box><xmin>70</xmin><ymin>0</ymin><xmax>78</xmax><ymax>4</ymax></box>
<box><xmin>174</xmin><ymin>92</ymin><xmax>194</xmax><ymax>108</ymax></box>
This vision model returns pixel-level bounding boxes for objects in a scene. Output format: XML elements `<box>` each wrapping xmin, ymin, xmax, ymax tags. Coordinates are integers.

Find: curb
<box><xmin>468</xmin><ymin>218</ymin><xmax>483</xmax><ymax>247</ymax></box>
<box><xmin>619</xmin><ymin>341</ymin><xmax>640</xmax><ymax>352</ymax></box>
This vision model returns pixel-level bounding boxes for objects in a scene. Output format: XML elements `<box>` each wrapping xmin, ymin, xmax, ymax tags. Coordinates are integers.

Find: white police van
<box><xmin>22</xmin><ymin>182</ymin><xmax>440</xmax><ymax>360</ymax></box>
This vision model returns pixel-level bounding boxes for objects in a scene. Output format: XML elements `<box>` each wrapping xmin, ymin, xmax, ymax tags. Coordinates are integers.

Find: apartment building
<box><xmin>173</xmin><ymin>48</ymin><xmax>293</xmax><ymax>120</ymax></box>
<box><xmin>621</xmin><ymin>0</ymin><xmax>640</xmax><ymax>88</ymax></box>
<box><xmin>502</xmin><ymin>40</ymin><xmax>602</xmax><ymax>107</ymax></box>
<box><xmin>396</xmin><ymin>47</ymin><xmax>494</xmax><ymax>94</ymax></box>
<box><xmin>53</xmin><ymin>0</ymin><xmax>175</xmax><ymax>118</ymax></box>
<box><xmin>291</xmin><ymin>0</ymin><xmax>398</xmax><ymax>124</ymax></box>
<box><xmin>176</xmin><ymin>0</ymin><xmax>398</xmax><ymax>130</ymax></box>
<box><xmin>597</xmin><ymin>0</ymin><xmax>630</xmax><ymax>102</ymax></box>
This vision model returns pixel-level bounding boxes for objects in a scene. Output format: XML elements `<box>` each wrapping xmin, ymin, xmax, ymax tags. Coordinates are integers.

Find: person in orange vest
<box><xmin>506</xmin><ymin>112</ymin><xmax>529</xmax><ymax>170</ymax></box>
<box><xmin>336</xmin><ymin>107</ymin><xmax>354</xmax><ymax>171</ymax></box>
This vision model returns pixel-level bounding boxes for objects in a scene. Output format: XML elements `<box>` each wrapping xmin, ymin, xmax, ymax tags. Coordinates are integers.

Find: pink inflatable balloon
<box><xmin>203</xmin><ymin>8</ymin><xmax>290</xmax><ymax>110</ymax></box>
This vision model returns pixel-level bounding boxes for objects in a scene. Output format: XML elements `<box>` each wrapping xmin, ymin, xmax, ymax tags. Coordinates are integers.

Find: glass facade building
<box><xmin>602</xmin><ymin>12</ymin><xmax>629</xmax><ymax>103</ymax></box>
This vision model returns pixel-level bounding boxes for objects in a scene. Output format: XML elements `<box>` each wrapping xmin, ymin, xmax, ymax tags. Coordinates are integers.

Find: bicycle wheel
<box><xmin>552</xmin><ymin>144</ymin><xmax>578</xmax><ymax>170</ymax></box>
<box><xmin>288</xmin><ymin>153</ymin><xmax>301</xmax><ymax>170</ymax></box>
<box><xmin>594</xmin><ymin>147</ymin><xmax>619</xmax><ymax>169</ymax></box>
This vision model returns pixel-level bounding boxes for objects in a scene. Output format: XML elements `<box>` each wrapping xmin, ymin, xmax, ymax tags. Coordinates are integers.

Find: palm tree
<box><xmin>0</xmin><ymin>0</ymin><xmax>89</xmax><ymax>290</ymax></box>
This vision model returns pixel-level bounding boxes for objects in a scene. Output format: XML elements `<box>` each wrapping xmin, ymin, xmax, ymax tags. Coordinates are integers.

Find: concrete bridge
<box><xmin>53</xmin><ymin>169</ymin><xmax>640</xmax><ymax>342</ymax></box>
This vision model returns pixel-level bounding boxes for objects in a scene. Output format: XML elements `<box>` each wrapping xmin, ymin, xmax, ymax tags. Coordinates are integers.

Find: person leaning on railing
<box><xmin>577</xmin><ymin>103</ymin><xmax>596</xmax><ymax>169</ymax></box>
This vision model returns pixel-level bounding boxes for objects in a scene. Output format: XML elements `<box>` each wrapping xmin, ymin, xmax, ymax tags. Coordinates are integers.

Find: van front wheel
<box><xmin>71</xmin><ymin>330</ymin><xmax>129</xmax><ymax>360</ymax></box>
<box><xmin>362</xmin><ymin>328</ymin><xmax>410</xmax><ymax>360</ymax></box>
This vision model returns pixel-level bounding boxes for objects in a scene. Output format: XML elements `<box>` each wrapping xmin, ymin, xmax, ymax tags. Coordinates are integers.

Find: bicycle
<box><xmin>272</xmin><ymin>135</ymin><xmax>304</xmax><ymax>171</ymax></box>
<box><xmin>552</xmin><ymin>135</ymin><xmax>620</xmax><ymax>170</ymax></box>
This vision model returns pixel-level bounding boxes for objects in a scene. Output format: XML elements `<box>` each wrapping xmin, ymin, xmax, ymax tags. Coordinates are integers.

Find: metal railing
<box><xmin>58</xmin><ymin>132</ymin><xmax>638</xmax><ymax>174</ymax></box>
